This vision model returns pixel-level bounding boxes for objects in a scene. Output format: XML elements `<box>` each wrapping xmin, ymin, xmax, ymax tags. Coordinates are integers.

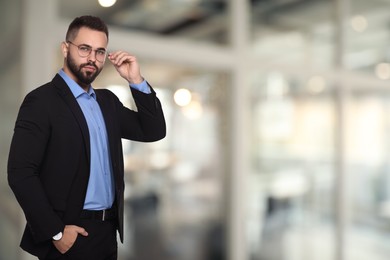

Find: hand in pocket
<box><xmin>53</xmin><ymin>225</ymin><xmax>88</xmax><ymax>254</ymax></box>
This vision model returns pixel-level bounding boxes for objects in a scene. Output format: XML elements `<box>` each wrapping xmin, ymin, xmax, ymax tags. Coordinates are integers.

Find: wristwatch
<box><xmin>52</xmin><ymin>232</ymin><xmax>63</xmax><ymax>241</ymax></box>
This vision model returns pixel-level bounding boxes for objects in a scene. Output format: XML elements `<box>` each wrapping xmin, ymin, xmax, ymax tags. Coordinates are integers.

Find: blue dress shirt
<box><xmin>59</xmin><ymin>69</ymin><xmax>150</xmax><ymax>210</ymax></box>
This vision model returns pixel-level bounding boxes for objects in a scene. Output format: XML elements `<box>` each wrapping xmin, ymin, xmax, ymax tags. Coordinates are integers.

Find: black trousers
<box><xmin>42</xmin><ymin>218</ymin><xmax>118</xmax><ymax>260</ymax></box>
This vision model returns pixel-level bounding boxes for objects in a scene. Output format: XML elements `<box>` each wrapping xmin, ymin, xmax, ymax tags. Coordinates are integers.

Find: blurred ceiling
<box><xmin>58</xmin><ymin>0</ymin><xmax>343</xmax><ymax>44</ymax></box>
<box><xmin>57</xmin><ymin>0</ymin><xmax>390</xmax><ymax>72</ymax></box>
<box><xmin>58</xmin><ymin>0</ymin><xmax>390</xmax><ymax>46</ymax></box>
<box><xmin>59</xmin><ymin>0</ymin><xmax>229</xmax><ymax>43</ymax></box>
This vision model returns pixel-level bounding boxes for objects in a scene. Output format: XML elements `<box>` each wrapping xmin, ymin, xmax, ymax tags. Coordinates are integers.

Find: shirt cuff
<box><xmin>129</xmin><ymin>79</ymin><xmax>151</xmax><ymax>94</ymax></box>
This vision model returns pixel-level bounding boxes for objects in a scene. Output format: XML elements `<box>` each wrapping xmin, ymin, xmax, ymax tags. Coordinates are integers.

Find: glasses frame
<box><xmin>67</xmin><ymin>41</ymin><xmax>107</xmax><ymax>62</ymax></box>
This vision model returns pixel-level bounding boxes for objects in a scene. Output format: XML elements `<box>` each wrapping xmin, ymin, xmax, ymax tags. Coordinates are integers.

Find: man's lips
<box><xmin>83</xmin><ymin>65</ymin><xmax>97</xmax><ymax>72</ymax></box>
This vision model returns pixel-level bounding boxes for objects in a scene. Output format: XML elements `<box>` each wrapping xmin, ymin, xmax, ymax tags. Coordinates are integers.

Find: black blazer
<box><xmin>7</xmin><ymin>74</ymin><xmax>166</xmax><ymax>258</ymax></box>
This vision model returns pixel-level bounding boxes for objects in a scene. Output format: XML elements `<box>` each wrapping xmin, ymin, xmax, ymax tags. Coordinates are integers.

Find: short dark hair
<box><xmin>66</xmin><ymin>15</ymin><xmax>109</xmax><ymax>42</ymax></box>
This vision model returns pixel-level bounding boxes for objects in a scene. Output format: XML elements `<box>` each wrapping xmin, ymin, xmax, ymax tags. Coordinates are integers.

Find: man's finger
<box><xmin>74</xmin><ymin>226</ymin><xmax>89</xmax><ymax>236</ymax></box>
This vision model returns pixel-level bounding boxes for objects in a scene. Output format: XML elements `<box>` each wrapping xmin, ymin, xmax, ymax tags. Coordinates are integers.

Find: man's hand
<box><xmin>53</xmin><ymin>225</ymin><xmax>88</xmax><ymax>254</ymax></box>
<box><xmin>108</xmin><ymin>51</ymin><xmax>143</xmax><ymax>84</ymax></box>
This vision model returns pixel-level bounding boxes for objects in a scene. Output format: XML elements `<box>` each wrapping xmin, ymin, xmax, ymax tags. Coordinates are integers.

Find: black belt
<box><xmin>80</xmin><ymin>207</ymin><xmax>117</xmax><ymax>221</ymax></box>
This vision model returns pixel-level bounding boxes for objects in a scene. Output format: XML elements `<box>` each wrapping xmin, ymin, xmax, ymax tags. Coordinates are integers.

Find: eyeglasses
<box><xmin>67</xmin><ymin>41</ymin><xmax>107</xmax><ymax>62</ymax></box>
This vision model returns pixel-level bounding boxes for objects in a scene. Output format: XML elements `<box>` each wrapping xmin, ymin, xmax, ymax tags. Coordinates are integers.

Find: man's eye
<box><xmin>97</xmin><ymin>50</ymin><xmax>106</xmax><ymax>55</ymax></box>
<box><xmin>79</xmin><ymin>46</ymin><xmax>91</xmax><ymax>52</ymax></box>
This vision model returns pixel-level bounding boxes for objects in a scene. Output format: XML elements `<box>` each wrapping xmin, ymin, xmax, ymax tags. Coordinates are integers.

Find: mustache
<box><xmin>81</xmin><ymin>61</ymin><xmax>98</xmax><ymax>70</ymax></box>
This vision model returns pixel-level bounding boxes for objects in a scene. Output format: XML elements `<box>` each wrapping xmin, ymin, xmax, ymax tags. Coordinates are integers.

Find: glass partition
<box><xmin>248</xmin><ymin>70</ymin><xmax>390</xmax><ymax>260</ymax></box>
<box><xmin>248</xmin><ymin>71</ymin><xmax>336</xmax><ymax>260</ymax></box>
<box><xmin>345</xmin><ymin>88</ymin><xmax>390</xmax><ymax>260</ymax></box>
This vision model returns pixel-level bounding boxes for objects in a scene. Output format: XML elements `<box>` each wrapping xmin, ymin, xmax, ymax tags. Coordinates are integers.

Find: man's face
<box><xmin>65</xmin><ymin>27</ymin><xmax>108</xmax><ymax>87</ymax></box>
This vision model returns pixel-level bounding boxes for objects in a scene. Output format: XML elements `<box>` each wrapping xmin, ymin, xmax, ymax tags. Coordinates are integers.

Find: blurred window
<box><xmin>346</xmin><ymin>0</ymin><xmax>390</xmax><ymax>78</ymax></box>
<box><xmin>251</xmin><ymin>0</ymin><xmax>335</xmax><ymax>69</ymax></box>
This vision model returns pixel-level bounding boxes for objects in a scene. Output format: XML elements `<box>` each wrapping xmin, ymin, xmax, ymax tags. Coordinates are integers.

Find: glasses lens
<box><xmin>96</xmin><ymin>51</ymin><xmax>107</xmax><ymax>62</ymax></box>
<box><xmin>78</xmin><ymin>46</ymin><xmax>91</xmax><ymax>57</ymax></box>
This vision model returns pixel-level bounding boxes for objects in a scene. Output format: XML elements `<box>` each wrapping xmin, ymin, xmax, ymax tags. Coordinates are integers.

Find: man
<box><xmin>7</xmin><ymin>15</ymin><xmax>166</xmax><ymax>260</ymax></box>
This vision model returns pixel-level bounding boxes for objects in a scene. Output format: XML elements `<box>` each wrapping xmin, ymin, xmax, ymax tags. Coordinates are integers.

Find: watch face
<box><xmin>53</xmin><ymin>232</ymin><xmax>63</xmax><ymax>241</ymax></box>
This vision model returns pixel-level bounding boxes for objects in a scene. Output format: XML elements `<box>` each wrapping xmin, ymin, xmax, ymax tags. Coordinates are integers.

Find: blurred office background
<box><xmin>2</xmin><ymin>0</ymin><xmax>390</xmax><ymax>259</ymax></box>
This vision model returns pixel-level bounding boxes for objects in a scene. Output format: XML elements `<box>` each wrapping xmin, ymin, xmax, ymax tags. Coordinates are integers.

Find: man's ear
<box><xmin>61</xmin><ymin>41</ymin><xmax>68</xmax><ymax>58</ymax></box>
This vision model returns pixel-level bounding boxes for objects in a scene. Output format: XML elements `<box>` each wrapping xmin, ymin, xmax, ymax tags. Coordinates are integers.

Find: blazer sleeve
<box><xmin>119</xmin><ymin>85</ymin><xmax>166</xmax><ymax>142</ymax></box>
<box><xmin>7</xmin><ymin>90</ymin><xmax>65</xmax><ymax>243</ymax></box>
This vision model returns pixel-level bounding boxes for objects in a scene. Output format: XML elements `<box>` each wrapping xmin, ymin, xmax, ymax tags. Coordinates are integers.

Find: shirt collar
<box><xmin>58</xmin><ymin>69</ymin><xmax>96</xmax><ymax>99</ymax></box>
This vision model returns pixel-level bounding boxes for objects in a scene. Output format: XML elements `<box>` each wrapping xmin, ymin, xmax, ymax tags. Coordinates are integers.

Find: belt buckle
<box><xmin>102</xmin><ymin>210</ymin><xmax>106</xmax><ymax>221</ymax></box>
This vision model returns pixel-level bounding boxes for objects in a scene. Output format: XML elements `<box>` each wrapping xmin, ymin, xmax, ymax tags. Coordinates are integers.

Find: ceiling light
<box><xmin>174</xmin><ymin>88</ymin><xmax>192</xmax><ymax>107</ymax></box>
<box><xmin>98</xmin><ymin>0</ymin><xmax>116</xmax><ymax>8</ymax></box>
<box><xmin>375</xmin><ymin>63</ymin><xmax>390</xmax><ymax>80</ymax></box>
<box><xmin>351</xmin><ymin>15</ymin><xmax>368</xmax><ymax>33</ymax></box>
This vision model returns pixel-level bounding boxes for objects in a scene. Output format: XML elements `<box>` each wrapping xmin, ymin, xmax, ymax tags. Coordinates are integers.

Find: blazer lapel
<box><xmin>52</xmin><ymin>74</ymin><xmax>91</xmax><ymax>162</ymax></box>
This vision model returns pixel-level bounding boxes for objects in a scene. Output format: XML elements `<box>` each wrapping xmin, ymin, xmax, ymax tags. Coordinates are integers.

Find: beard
<box><xmin>66</xmin><ymin>53</ymin><xmax>102</xmax><ymax>85</ymax></box>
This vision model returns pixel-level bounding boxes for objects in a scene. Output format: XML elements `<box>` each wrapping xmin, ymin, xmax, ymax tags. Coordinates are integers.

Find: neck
<box><xmin>79</xmin><ymin>83</ymin><xmax>90</xmax><ymax>92</ymax></box>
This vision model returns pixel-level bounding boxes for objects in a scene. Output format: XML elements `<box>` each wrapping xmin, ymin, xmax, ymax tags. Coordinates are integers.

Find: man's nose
<box><xmin>87</xmin><ymin>51</ymin><xmax>97</xmax><ymax>62</ymax></box>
